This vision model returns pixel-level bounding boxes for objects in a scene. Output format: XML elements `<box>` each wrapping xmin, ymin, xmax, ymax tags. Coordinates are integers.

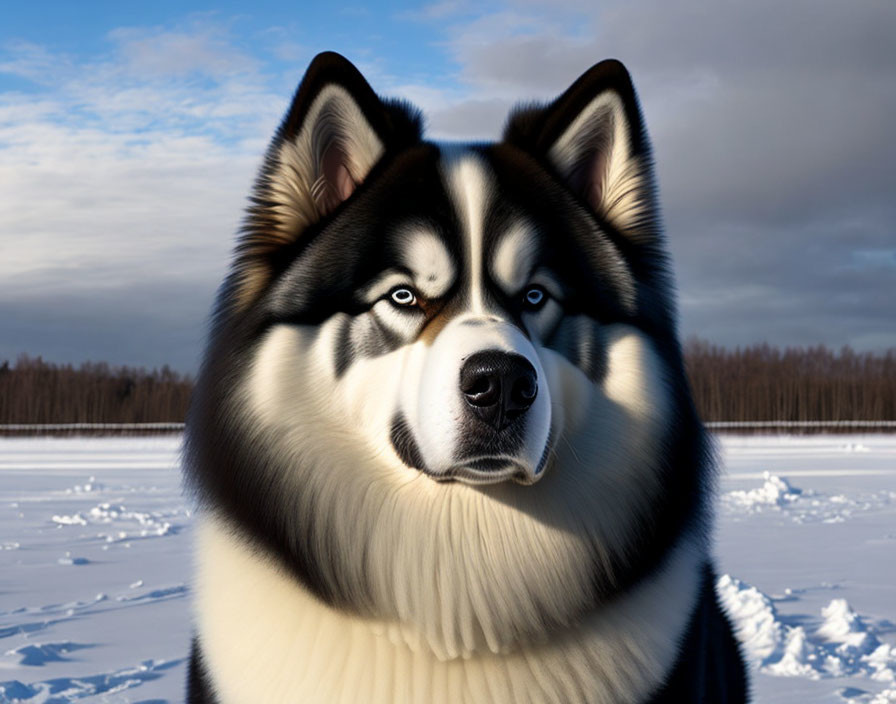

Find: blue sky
<box><xmin>0</xmin><ymin>1</ymin><xmax>451</xmax><ymax>73</ymax></box>
<box><xmin>1</xmin><ymin>1</ymin><xmax>894</xmax><ymax>371</ymax></box>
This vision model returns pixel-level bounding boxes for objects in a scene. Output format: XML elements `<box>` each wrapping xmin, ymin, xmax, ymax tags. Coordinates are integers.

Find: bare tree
<box><xmin>683</xmin><ymin>340</ymin><xmax>896</xmax><ymax>421</ymax></box>
<box><xmin>0</xmin><ymin>355</ymin><xmax>192</xmax><ymax>424</ymax></box>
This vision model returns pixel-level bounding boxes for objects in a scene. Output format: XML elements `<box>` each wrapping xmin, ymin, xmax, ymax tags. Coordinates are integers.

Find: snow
<box><xmin>723</xmin><ymin>472</ymin><xmax>803</xmax><ymax>509</ymax></box>
<box><xmin>0</xmin><ymin>437</ymin><xmax>191</xmax><ymax>703</ymax></box>
<box><xmin>716</xmin><ymin>434</ymin><xmax>896</xmax><ymax>703</ymax></box>
<box><xmin>0</xmin><ymin>434</ymin><xmax>894</xmax><ymax>703</ymax></box>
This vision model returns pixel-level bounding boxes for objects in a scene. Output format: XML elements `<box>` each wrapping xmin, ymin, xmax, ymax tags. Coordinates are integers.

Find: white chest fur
<box><xmin>195</xmin><ymin>516</ymin><xmax>703</xmax><ymax>704</ymax></box>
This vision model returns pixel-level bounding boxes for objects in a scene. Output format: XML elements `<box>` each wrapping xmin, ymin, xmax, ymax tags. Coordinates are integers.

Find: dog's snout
<box><xmin>459</xmin><ymin>351</ymin><xmax>538</xmax><ymax>430</ymax></box>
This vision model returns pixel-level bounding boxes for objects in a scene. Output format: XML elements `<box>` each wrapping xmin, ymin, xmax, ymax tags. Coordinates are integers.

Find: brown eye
<box><xmin>522</xmin><ymin>286</ymin><xmax>548</xmax><ymax>311</ymax></box>
<box><xmin>390</xmin><ymin>287</ymin><xmax>418</xmax><ymax>307</ymax></box>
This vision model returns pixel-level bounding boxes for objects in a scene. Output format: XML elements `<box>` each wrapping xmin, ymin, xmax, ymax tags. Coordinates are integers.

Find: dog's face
<box><xmin>257</xmin><ymin>146</ymin><xmax>642</xmax><ymax>488</ymax></box>
<box><xmin>189</xmin><ymin>53</ymin><xmax>704</xmax><ymax>655</ymax></box>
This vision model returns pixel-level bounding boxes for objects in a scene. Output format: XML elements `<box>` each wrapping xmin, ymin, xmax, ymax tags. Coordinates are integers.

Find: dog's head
<box><xmin>188</xmin><ymin>52</ymin><xmax>706</xmax><ymax>654</ymax></box>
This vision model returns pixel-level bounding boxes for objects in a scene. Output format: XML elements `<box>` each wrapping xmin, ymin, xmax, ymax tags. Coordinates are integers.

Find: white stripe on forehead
<box><xmin>442</xmin><ymin>148</ymin><xmax>491</xmax><ymax>313</ymax></box>
<box><xmin>440</xmin><ymin>145</ymin><xmax>638</xmax><ymax>316</ymax></box>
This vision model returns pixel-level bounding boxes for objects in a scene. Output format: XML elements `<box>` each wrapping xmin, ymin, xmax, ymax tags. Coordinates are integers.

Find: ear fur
<box><xmin>233</xmin><ymin>52</ymin><xmax>422</xmax><ymax>308</ymax></box>
<box><xmin>503</xmin><ymin>59</ymin><xmax>658</xmax><ymax>244</ymax></box>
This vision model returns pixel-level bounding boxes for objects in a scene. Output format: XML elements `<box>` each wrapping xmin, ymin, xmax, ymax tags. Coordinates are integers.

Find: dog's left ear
<box><xmin>504</xmin><ymin>60</ymin><xmax>658</xmax><ymax>244</ymax></box>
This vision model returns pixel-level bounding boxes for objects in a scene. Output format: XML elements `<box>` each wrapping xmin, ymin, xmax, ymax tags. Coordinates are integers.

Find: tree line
<box><xmin>683</xmin><ymin>340</ymin><xmax>895</xmax><ymax>422</ymax></box>
<box><xmin>0</xmin><ymin>344</ymin><xmax>894</xmax><ymax>425</ymax></box>
<box><xmin>0</xmin><ymin>355</ymin><xmax>192</xmax><ymax>424</ymax></box>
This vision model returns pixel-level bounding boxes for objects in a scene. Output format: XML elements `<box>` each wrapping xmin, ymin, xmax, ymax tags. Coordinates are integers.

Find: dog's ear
<box><xmin>232</xmin><ymin>52</ymin><xmax>422</xmax><ymax>307</ymax></box>
<box><xmin>504</xmin><ymin>60</ymin><xmax>658</xmax><ymax>244</ymax></box>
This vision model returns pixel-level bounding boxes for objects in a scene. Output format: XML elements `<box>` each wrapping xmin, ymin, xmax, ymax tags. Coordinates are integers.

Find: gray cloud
<box><xmin>0</xmin><ymin>277</ymin><xmax>216</xmax><ymax>372</ymax></box>
<box><xmin>417</xmin><ymin>0</ymin><xmax>896</xmax><ymax>350</ymax></box>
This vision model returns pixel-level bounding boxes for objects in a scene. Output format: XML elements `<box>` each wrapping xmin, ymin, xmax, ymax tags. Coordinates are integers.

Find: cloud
<box><xmin>0</xmin><ymin>278</ymin><xmax>214</xmax><ymax>372</ymax></box>
<box><xmin>418</xmin><ymin>0</ymin><xmax>896</xmax><ymax>350</ymax></box>
<box><xmin>1</xmin><ymin>4</ymin><xmax>893</xmax><ymax>373</ymax></box>
<box><xmin>0</xmin><ymin>19</ymin><xmax>291</xmax><ymax>368</ymax></box>
<box><xmin>106</xmin><ymin>23</ymin><xmax>260</xmax><ymax>79</ymax></box>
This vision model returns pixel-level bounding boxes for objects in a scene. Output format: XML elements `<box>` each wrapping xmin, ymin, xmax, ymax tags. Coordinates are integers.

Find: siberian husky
<box><xmin>185</xmin><ymin>51</ymin><xmax>748</xmax><ymax>703</ymax></box>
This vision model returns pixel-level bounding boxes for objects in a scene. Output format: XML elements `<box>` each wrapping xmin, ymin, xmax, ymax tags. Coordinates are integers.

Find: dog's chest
<box><xmin>195</xmin><ymin>518</ymin><xmax>702</xmax><ymax>704</ymax></box>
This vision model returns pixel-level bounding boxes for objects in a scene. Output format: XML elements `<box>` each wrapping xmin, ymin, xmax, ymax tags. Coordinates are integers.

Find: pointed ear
<box><xmin>503</xmin><ymin>59</ymin><xmax>658</xmax><ymax>244</ymax></box>
<box><xmin>233</xmin><ymin>52</ymin><xmax>422</xmax><ymax>307</ymax></box>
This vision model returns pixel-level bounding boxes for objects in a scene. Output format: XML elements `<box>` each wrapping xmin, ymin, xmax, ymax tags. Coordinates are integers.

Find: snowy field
<box><xmin>0</xmin><ymin>434</ymin><xmax>894</xmax><ymax>703</ymax></box>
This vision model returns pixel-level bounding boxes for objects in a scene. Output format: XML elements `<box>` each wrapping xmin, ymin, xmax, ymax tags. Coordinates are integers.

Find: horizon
<box><xmin>2</xmin><ymin>1</ymin><xmax>895</xmax><ymax>372</ymax></box>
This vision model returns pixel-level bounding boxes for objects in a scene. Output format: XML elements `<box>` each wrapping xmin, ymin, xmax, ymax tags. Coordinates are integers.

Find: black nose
<box><xmin>459</xmin><ymin>351</ymin><xmax>538</xmax><ymax>430</ymax></box>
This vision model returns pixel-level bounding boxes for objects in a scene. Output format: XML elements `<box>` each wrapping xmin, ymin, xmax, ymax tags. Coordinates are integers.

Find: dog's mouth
<box><xmin>390</xmin><ymin>412</ymin><xmax>550</xmax><ymax>486</ymax></box>
<box><xmin>439</xmin><ymin>457</ymin><xmax>541</xmax><ymax>486</ymax></box>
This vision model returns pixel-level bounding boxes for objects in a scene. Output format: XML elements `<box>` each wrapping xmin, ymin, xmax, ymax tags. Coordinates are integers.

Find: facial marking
<box><xmin>443</xmin><ymin>150</ymin><xmax>491</xmax><ymax>313</ymax></box>
<box><xmin>399</xmin><ymin>229</ymin><xmax>455</xmax><ymax>299</ymax></box>
<box><xmin>491</xmin><ymin>222</ymin><xmax>539</xmax><ymax>294</ymax></box>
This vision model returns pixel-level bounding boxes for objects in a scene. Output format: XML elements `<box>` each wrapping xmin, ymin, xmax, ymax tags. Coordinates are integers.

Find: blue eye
<box><xmin>523</xmin><ymin>286</ymin><xmax>547</xmax><ymax>310</ymax></box>
<box><xmin>390</xmin><ymin>287</ymin><xmax>418</xmax><ymax>307</ymax></box>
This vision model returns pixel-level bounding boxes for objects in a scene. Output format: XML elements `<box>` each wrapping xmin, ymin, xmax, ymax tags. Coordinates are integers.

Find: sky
<box><xmin>1</xmin><ymin>1</ymin><xmax>894</xmax><ymax>372</ymax></box>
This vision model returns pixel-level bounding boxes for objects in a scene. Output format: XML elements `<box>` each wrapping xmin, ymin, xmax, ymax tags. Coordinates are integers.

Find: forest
<box><xmin>0</xmin><ymin>356</ymin><xmax>192</xmax><ymax>425</ymax></box>
<box><xmin>1</xmin><ymin>343</ymin><xmax>894</xmax><ymax>425</ymax></box>
<box><xmin>683</xmin><ymin>340</ymin><xmax>895</xmax><ymax>423</ymax></box>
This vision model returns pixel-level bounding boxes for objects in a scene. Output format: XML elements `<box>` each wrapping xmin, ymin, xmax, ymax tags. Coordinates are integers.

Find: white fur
<box><xmin>242</xmin><ymin>322</ymin><xmax>674</xmax><ymax>658</ymax></box>
<box><xmin>196</xmin><ymin>515</ymin><xmax>704</xmax><ymax>704</ymax></box>
<box><xmin>414</xmin><ymin>314</ymin><xmax>552</xmax><ymax>481</ymax></box>
<box><xmin>491</xmin><ymin>222</ymin><xmax>538</xmax><ymax>294</ymax></box>
<box><xmin>400</xmin><ymin>229</ymin><xmax>456</xmax><ymax>299</ymax></box>
<box><xmin>548</xmin><ymin>92</ymin><xmax>654</xmax><ymax>244</ymax></box>
<box><xmin>442</xmin><ymin>151</ymin><xmax>491</xmax><ymax>313</ymax></box>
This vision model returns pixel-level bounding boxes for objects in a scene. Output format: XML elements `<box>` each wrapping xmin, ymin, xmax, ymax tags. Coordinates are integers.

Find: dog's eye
<box><xmin>522</xmin><ymin>285</ymin><xmax>548</xmax><ymax>311</ymax></box>
<box><xmin>390</xmin><ymin>287</ymin><xmax>418</xmax><ymax>307</ymax></box>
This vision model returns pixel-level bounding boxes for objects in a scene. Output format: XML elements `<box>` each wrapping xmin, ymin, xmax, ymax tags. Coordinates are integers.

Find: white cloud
<box><xmin>106</xmin><ymin>23</ymin><xmax>260</xmax><ymax>79</ymax></box>
<box><xmin>0</xmin><ymin>19</ymin><xmax>290</xmax><ymax>309</ymax></box>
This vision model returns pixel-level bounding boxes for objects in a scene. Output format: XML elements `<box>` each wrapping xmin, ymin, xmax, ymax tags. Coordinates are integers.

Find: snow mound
<box><xmin>765</xmin><ymin>626</ymin><xmax>821</xmax><ymax>678</ymax></box>
<box><xmin>65</xmin><ymin>476</ymin><xmax>106</xmax><ymax>494</ymax></box>
<box><xmin>724</xmin><ymin>472</ymin><xmax>802</xmax><ymax>509</ymax></box>
<box><xmin>716</xmin><ymin>573</ymin><xmax>787</xmax><ymax>665</ymax></box>
<box><xmin>722</xmin><ymin>473</ymin><xmax>893</xmax><ymax>524</ymax></box>
<box><xmin>819</xmin><ymin>599</ymin><xmax>881</xmax><ymax>656</ymax></box>
<box><xmin>49</xmin><ymin>501</ymin><xmax>178</xmax><ymax>542</ymax></box>
<box><xmin>717</xmin><ymin>575</ymin><xmax>896</xmax><ymax>683</ymax></box>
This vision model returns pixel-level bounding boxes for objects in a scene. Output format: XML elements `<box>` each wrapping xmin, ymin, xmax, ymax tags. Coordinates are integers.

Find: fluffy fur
<box><xmin>185</xmin><ymin>52</ymin><xmax>748</xmax><ymax>703</ymax></box>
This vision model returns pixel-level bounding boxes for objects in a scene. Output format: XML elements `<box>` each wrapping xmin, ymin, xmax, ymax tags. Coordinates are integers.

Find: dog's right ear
<box><xmin>234</xmin><ymin>52</ymin><xmax>422</xmax><ymax>306</ymax></box>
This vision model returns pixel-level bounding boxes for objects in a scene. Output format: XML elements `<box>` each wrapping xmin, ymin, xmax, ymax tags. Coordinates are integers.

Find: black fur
<box><xmin>390</xmin><ymin>412</ymin><xmax>427</xmax><ymax>470</ymax></box>
<box><xmin>187</xmin><ymin>637</ymin><xmax>218</xmax><ymax>704</ymax></box>
<box><xmin>648</xmin><ymin>564</ymin><xmax>750</xmax><ymax>703</ymax></box>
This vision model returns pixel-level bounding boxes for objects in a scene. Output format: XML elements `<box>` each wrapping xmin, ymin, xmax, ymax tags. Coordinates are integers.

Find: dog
<box><xmin>184</xmin><ymin>51</ymin><xmax>748</xmax><ymax>703</ymax></box>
